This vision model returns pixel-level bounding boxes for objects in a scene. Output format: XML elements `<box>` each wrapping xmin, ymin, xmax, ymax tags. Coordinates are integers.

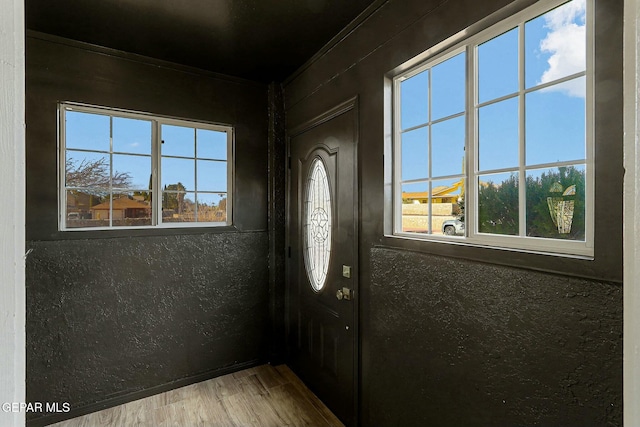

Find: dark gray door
<box><xmin>287</xmin><ymin>98</ymin><xmax>358</xmax><ymax>427</ymax></box>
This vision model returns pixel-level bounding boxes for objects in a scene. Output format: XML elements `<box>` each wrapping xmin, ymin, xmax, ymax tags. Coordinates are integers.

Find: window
<box><xmin>391</xmin><ymin>0</ymin><xmax>592</xmax><ymax>256</ymax></box>
<box><xmin>303</xmin><ymin>157</ymin><xmax>333</xmax><ymax>292</ymax></box>
<box><xmin>59</xmin><ymin>103</ymin><xmax>232</xmax><ymax>230</ymax></box>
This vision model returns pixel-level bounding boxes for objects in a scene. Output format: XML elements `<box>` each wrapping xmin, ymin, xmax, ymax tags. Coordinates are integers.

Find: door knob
<box><xmin>336</xmin><ymin>287</ymin><xmax>352</xmax><ymax>301</ymax></box>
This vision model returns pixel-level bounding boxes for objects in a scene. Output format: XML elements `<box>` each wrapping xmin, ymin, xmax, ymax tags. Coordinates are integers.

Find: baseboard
<box><xmin>26</xmin><ymin>359</ymin><xmax>262</xmax><ymax>427</ymax></box>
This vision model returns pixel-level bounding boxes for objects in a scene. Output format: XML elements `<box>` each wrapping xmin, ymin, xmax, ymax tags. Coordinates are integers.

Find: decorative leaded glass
<box><xmin>303</xmin><ymin>157</ymin><xmax>332</xmax><ymax>291</ymax></box>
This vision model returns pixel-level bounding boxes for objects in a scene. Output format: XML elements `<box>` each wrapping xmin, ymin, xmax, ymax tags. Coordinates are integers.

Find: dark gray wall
<box><xmin>267</xmin><ymin>82</ymin><xmax>287</xmax><ymax>364</ymax></box>
<box><xmin>26</xmin><ymin>34</ymin><xmax>270</xmax><ymax>425</ymax></box>
<box><xmin>369</xmin><ymin>248</ymin><xmax>621</xmax><ymax>426</ymax></box>
<box><xmin>284</xmin><ymin>0</ymin><xmax>623</xmax><ymax>425</ymax></box>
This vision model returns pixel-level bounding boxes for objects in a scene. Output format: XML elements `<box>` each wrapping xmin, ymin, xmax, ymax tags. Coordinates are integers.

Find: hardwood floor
<box><xmin>46</xmin><ymin>365</ymin><xmax>344</xmax><ymax>427</ymax></box>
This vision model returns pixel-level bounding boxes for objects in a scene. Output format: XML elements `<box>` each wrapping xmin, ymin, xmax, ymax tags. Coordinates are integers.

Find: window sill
<box><xmin>43</xmin><ymin>224</ymin><xmax>253</xmax><ymax>242</ymax></box>
<box><xmin>383</xmin><ymin>232</ymin><xmax>594</xmax><ymax>261</ymax></box>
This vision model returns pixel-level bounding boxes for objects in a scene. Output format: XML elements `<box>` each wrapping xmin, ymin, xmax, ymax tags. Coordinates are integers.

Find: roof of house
<box><xmin>402</xmin><ymin>180</ymin><xmax>464</xmax><ymax>200</ymax></box>
<box><xmin>91</xmin><ymin>197</ymin><xmax>150</xmax><ymax>211</ymax></box>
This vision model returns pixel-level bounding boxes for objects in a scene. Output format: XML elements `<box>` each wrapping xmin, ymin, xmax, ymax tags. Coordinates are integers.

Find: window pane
<box><xmin>161</xmin><ymin>124</ymin><xmax>195</xmax><ymax>157</ymax></box>
<box><xmin>197</xmin><ymin>160</ymin><xmax>226</xmax><ymax>192</ymax></box>
<box><xmin>66</xmin><ymin>190</ymin><xmax>107</xmax><ymax>228</ymax></box>
<box><xmin>61</xmin><ymin>104</ymin><xmax>233</xmax><ymax>230</ymax></box>
<box><xmin>401</xmin><ymin>127</ymin><xmax>429</xmax><ymax>181</ymax></box>
<box><xmin>478</xmin><ymin>28</ymin><xmax>518</xmax><ymax>103</ymax></box>
<box><xmin>113</xmin><ymin>154</ymin><xmax>151</xmax><ymax>190</ymax></box>
<box><xmin>303</xmin><ymin>159</ymin><xmax>333</xmax><ymax>291</ymax></box>
<box><xmin>401</xmin><ymin>182</ymin><xmax>430</xmax><ymax>233</ymax></box>
<box><xmin>161</xmin><ymin>157</ymin><xmax>195</xmax><ymax>191</ymax></box>
<box><xmin>65</xmin><ymin>151</ymin><xmax>110</xmax><ymax>189</ymax></box>
<box><xmin>525</xmin><ymin>0</ymin><xmax>586</xmax><ymax>89</ymax></box>
<box><xmin>526</xmin><ymin>165</ymin><xmax>585</xmax><ymax>240</ymax></box>
<box><xmin>113</xmin><ymin>117</ymin><xmax>152</xmax><ymax>155</ymax></box>
<box><xmin>478</xmin><ymin>97</ymin><xmax>519</xmax><ymax>171</ymax></box>
<box><xmin>86</xmin><ymin>194</ymin><xmax>112</xmax><ymax>225</ymax></box>
<box><xmin>431</xmin><ymin>116</ymin><xmax>465</xmax><ymax>178</ymax></box>
<box><xmin>111</xmin><ymin>193</ymin><xmax>152</xmax><ymax>227</ymax></box>
<box><xmin>525</xmin><ymin>77</ymin><xmax>585</xmax><ymax>166</ymax></box>
<box><xmin>163</xmin><ymin>191</ymin><xmax>195</xmax><ymax>222</ymax></box>
<box><xmin>478</xmin><ymin>172</ymin><xmax>519</xmax><ymax>235</ymax></box>
<box><xmin>65</xmin><ymin>111</ymin><xmax>110</xmax><ymax>152</ymax></box>
<box><xmin>197</xmin><ymin>129</ymin><xmax>227</xmax><ymax>160</ymax></box>
<box><xmin>400</xmin><ymin>70</ymin><xmax>429</xmax><ymax>130</ymax></box>
<box><xmin>431</xmin><ymin>52</ymin><xmax>465</xmax><ymax>120</ymax></box>
<box><xmin>432</xmin><ymin>178</ymin><xmax>464</xmax><ymax>236</ymax></box>
<box><xmin>196</xmin><ymin>193</ymin><xmax>227</xmax><ymax>223</ymax></box>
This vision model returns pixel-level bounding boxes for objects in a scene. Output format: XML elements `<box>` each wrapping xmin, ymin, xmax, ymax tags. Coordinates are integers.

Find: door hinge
<box><xmin>288</xmin><ymin>156</ymin><xmax>291</xmax><ymax>169</ymax></box>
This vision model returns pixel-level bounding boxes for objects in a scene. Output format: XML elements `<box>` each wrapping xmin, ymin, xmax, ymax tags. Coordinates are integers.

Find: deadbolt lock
<box><xmin>342</xmin><ymin>265</ymin><xmax>352</xmax><ymax>278</ymax></box>
<box><xmin>336</xmin><ymin>287</ymin><xmax>352</xmax><ymax>301</ymax></box>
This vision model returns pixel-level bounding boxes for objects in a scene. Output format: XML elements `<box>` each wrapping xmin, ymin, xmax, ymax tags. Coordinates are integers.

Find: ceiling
<box><xmin>26</xmin><ymin>0</ymin><xmax>380</xmax><ymax>83</ymax></box>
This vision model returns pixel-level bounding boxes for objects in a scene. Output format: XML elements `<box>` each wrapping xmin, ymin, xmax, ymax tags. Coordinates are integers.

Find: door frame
<box><xmin>285</xmin><ymin>95</ymin><xmax>359</xmax><ymax>426</ymax></box>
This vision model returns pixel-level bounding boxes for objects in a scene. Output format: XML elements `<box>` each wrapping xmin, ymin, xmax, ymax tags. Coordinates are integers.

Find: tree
<box><xmin>163</xmin><ymin>182</ymin><xmax>187</xmax><ymax>213</ymax></box>
<box><xmin>478</xmin><ymin>173</ymin><xmax>519</xmax><ymax>235</ymax></box>
<box><xmin>476</xmin><ymin>167</ymin><xmax>585</xmax><ymax>240</ymax></box>
<box><xmin>132</xmin><ymin>173</ymin><xmax>153</xmax><ymax>202</ymax></box>
<box><xmin>66</xmin><ymin>158</ymin><xmax>133</xmax><ymax>215</ymax></box>
<box><xmin>133</xmin><ymin>190</ymin><xmax>152</xmax><ymax>202</ymax></box>
<box><xmin>525</xmin><ymin>166</ymin><xmax>585</xmax><ymax>240</ymax></box>
<box><xmin>65</xmin><ymin>157</ymin><xmax>132</xmax><ymax>194</ymax></box>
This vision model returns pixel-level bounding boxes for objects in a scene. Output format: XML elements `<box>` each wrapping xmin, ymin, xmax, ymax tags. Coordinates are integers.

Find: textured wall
<box><xmin>25</xmin><ymin>34</ymin><xmax>270</xmax><ymax>426</ymax></box>
<box><xmin>268</xmin><ymin>83</ymin><xmax>287</xmax><ymax>363</ymax></box>
<box><xmin>26</xmin><ymin>233</ymin><xmax>269</xmax><ymax>422</ymax></box>
<box><xmin>283</xmin><ymin>0</ymin><xmax>624</xmax><ymax>425</ymax></box>
<box><xmin>369</xmin><ymin>247</ymin><xmax>622</xmax><ymax>426</ymax></box>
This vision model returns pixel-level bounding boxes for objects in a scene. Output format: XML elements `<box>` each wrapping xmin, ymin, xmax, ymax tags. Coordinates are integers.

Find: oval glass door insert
<box><xmin>303</xmin><ymin>157</ymin><xmax>332</xmax><ymax>292</ymax></box>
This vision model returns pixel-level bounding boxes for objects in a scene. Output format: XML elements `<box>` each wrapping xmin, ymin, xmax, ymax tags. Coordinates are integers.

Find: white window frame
<box><xmin>58</xmin><ymin>102</ymin><xmax>234</xmax><ymax>231</ymax></box>
<box><xmin>393</xmin><ymin>47</ymin><xmax>467</xmax><ymax>236</ymax></box>
<box><xmin>389</xmin><ymin>0</ymin><xmax>594</xmax><ymax>257</ymax></box>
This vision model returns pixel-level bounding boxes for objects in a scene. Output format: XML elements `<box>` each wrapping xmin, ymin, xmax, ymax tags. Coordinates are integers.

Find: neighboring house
<box><xmin>401</xmin><ymin>181</ymin><xmax>462</xmax><ymax>233</ymax></box>
<box><xmin>90</xmin><ymin>197</ymin><xmax>150</xmax><ymax>220</ymax></box>
<box><xmin>402</xmin><ymin>180</ymin><xmax>463</xmax><ymax>204</ymax></box>
<box><xmin>65</xmin><ymin>191</ymin><xmax>94</xmax><ymax>219</ymax></box>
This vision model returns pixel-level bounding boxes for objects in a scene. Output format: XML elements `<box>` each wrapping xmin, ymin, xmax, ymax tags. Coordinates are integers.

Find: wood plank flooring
<box><xmin>46</xmin><ymin>364</ymin><xmax>344</xmax><ymax>427</ymax></box>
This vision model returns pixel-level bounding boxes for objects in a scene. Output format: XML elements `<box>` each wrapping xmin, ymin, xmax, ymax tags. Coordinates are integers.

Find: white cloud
<box><xmin>538</xmin><ymin>0</ymin><xmax>586</xmax><ymax>97</ymax></box>
<box><xmin>545</xmin><ymin>0</ymin><xmax>586</xmax><ymax>29</ymax></box>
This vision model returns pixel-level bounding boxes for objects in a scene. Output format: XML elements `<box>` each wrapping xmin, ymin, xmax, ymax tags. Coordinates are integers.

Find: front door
<box><xmin>286</xmin><ymin>98</ymin><xmax>358</xmax><ymax>427</ymax></box>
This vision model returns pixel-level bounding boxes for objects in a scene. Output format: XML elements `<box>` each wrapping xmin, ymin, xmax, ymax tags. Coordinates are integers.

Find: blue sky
<box><xmin>160</xmin><ymin>124</ymin><xmax>227</xmax><ymax>193</ymax></box>
<box><xmin>65</xmin><ymin>115</ymin><xmax>228</xmax><ymax>200</ymax></box>
<box><xmin>400</xmin><ymin>0</ymin><xmax>587</xmax><ymax>183</ymax></box>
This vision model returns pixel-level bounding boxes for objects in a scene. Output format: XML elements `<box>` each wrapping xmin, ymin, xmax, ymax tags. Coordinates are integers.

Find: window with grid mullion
<box><xmin>398</xmin><ymin>50</ymin><xmax>466</xmax><ymax>236</ymax></box>
<box><xmin>60</xmin><ymin>104</ymin><xmax>231</xmax><ymax>230</ymax></box>
<box><xmin>474</xmin><ymin>1</ymin><xmax>588</xmax><ymax>242</ymax></box>
<box><xmin>391</xmin><ymin>0</ymin><xmax>592</xmax><ymax>255</ymax></box>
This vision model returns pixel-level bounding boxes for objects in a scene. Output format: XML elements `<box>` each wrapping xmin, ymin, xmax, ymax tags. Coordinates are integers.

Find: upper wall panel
<box><xmin>285</xmin><ymin>0</ymin><xmax>524</xmax><ymax>109</ymax></box>
<box><xmin>284</xmin><ymin>0</ymin><xmax>623</xmax><ymax>281</ymax></box>
<box><xmin>26</xmin><ymin>34</ymin><xmax>269</xmax><ymax>240</ymax></box>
